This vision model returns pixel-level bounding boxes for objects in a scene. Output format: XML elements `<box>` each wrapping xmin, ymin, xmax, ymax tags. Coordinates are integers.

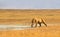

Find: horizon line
<box><xmin>0</xmin><ymin>8</ymin><xmax>60</xmax><ymax>10</ymax></box>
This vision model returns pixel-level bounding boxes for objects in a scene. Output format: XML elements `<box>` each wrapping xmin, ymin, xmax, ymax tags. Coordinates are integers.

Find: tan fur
<box><xmin>31</xmin><ymin>18</ymin><xmax>47</xmax><ymax>27</ymax></box>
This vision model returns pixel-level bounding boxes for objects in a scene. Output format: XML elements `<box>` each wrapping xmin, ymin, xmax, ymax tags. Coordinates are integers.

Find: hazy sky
<box><xmin>0</xmin><ymin>0</ymin><xmax>60</xmax><ymax>9</ymax></box>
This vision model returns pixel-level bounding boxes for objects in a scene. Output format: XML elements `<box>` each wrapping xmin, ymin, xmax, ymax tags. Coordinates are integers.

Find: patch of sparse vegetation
<box><xmin>46</xmin><ymin>14</ymin><xmax>54</xmax><ymax>16</ymax></box>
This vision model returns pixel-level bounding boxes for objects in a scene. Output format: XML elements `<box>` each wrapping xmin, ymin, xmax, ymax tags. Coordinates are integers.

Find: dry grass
<box><xmin>0</xmin><ymin>26</ymin><xmax>60</xmax><ymax>37</ymax></box>
<box><xmin>0</xmin><ymin>9</ymin><xmax>60</xmax><ymax>37</ymax></box>
<box><xmin>0</xmin><ymin>9</ymin><xmax>60</xmax><ymax>25</ymax></box>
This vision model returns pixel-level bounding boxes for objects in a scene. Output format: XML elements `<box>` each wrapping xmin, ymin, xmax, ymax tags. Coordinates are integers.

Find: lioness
<box><xmin>31</xmin><ymin>18</ymin><xmax>47</xmax><ymax>27</ymax></box>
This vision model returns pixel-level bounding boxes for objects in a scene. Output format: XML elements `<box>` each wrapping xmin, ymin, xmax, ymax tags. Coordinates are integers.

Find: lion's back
<box><xmin>34</xmin><ymin>18</ymin><xmax>42</xmax><ymax>22</ymax></box>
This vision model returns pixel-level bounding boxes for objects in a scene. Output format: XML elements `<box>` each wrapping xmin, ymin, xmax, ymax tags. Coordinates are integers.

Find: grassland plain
<box><xmin>0</xmin><ymin>9</ymin><xmax>60</xmax><ymax>25</ymax></box>
<box><xmin>0</xmin><ymin>9</ymin><xmax>60</xmax><ymax>37</ymax></box>
<box><xmin>0</xmin><ymin>26</ymin><xmax>60</xmax><ymax>37</ymax></box>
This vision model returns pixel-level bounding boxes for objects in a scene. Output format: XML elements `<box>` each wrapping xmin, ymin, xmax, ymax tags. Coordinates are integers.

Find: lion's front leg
<box><xmin>42</xmin><ymin>21</ymin><xmax>47</xmax><ymax>27</ymax></box>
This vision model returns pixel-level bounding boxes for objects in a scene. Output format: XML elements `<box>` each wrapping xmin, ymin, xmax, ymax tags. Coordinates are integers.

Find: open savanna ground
<box><xmin>0</xmin><ymin>26</ymin><xmax>60</xmax><ymax>37</ymax></box>
<box><xmin>0</xmin><ymin>9</ymin><xmax>60</xmax><ymax>26</ymax></box>
<box><xmin>0</xmin><ymin>9</ymin><xmax>60</xmax><ymax>37</ymax></box>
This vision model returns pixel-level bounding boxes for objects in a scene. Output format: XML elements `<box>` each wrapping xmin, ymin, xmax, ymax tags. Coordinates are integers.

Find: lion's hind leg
<box><xmin>38</xmin><ymin>21</ymin><xmax>41</xmax><ymax>27</ymax></box>
<box><xmin>31</xmin><ymin>23</ymin><xmax>34</xmax><ymax>27</ymax></box>
<box><xmin>35</xmin><ymin>22</ymin><xmax>37</xmax><ymax>27</ymax></box>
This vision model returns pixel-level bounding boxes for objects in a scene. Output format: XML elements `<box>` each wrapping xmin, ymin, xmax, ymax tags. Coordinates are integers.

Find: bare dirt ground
<box><xmin>0</xmin><ymin>9</ymin><xmax>60</xmax><ymax>37</ymax></box>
